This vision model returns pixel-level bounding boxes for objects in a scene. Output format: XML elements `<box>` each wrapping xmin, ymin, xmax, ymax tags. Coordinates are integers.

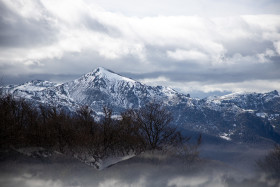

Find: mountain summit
<box><xmin>84</xmin><ymin>67</ymin><xmax>136</xmax><ymax>83</ymax></box>
<box><xmin>59</xmin><ymin>67</ymin><xmax>185</xmax><ymax>112</ymax></box>
<box><xmin>2</xmin><ymin>67</ymin><xmax>280</xmax><ymax>144</ymax></box>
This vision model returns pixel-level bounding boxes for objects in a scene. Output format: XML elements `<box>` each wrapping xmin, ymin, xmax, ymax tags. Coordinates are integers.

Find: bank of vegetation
<box><xmin>0</xmin><ymin>94</ymin><xmax>201</xmax><ymax>166</ymax></box>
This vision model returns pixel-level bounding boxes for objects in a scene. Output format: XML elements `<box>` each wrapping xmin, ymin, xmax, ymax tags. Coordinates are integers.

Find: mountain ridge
<box><xmin>1</xmin><ymin>67</ymin><xmax>280</xmax><ymax>144</ymax></box>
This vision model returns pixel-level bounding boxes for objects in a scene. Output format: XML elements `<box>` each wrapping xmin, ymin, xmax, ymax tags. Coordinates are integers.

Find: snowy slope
<box><xmin>54</xmin><ymin>67</ymin><xmax>191</xmax><ymax>112</ymax></box>
<box><xmin>3</xmin><ymin>80</ymin><xmax>57</xmax><ymax>92</ymax></box>
<box><xmin>205</xmin><ymin>90</ymin><xmax>280</xmax><ymax>113</ymax></box>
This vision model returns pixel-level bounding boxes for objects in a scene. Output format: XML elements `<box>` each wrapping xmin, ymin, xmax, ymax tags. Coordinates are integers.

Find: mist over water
<box><xmin>200</xmin><ymin>143</ymin><xmax>273</xmax><ymax>174</ymax></box>
<box><xmin>1</xmin><ymin>143</ymin><xmax>279</xmax><ymax>187</ymax></box>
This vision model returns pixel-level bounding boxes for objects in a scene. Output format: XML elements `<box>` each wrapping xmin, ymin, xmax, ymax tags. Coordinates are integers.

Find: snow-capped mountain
<box><xmin>1</xmin><ymin>67</ymin><xmax>280</xmax><ymax>144</ymax></box>
<box><xmin>2</xmin><ymin>67</ymin><xmax>191</xmax><ymax>112</ymax></box>
<box><xmin>59</xmin><ymin>67</ymin><xmax>189</xmax><ymax>112</ymax></box>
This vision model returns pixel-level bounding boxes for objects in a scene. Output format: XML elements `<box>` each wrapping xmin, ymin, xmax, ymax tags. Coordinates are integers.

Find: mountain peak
<box><xmin>95</xmin><ymin>67</ymin><xmax>112</xmax><ymax>73</ymax></box>
<box><xmin>268</xmin><ymin>90</ymin><xmax>278</xmax><ymax>96</ymax></box>
<box><xmin>85</xmin><ymin>67</ymin><xmax>136</xmax><ymax>83</ymax></box>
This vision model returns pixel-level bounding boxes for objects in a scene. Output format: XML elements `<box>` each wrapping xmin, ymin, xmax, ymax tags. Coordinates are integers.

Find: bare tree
<box><xmin>176</xmin><ymin>134</ymin><xmax>201</xmax><ymax>164</ymax></box>
<box><xmin>257</xmin><ymin>144</ymin><xmax>280</xmax><ymax>179</ymax></box>
<box><xmin>135</xmin><ymin>102</ymin><xmax>183</xmax><ymax>149</ymax></box>
<box><xmin>118</xmin><ymin>109</ymin><xmax>145</xmax><ymax>153</ymax></box>
<box><xmin>76</xmin><ymin>105</ymin><xmax>95</xmax><ymax>135</ymax></box>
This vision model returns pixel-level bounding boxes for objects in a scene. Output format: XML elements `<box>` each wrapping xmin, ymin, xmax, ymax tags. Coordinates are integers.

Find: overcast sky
<box><xmin>0</xmin><ymin>0</ymin><xmax>280</xmax><ymax>97</ymax></box>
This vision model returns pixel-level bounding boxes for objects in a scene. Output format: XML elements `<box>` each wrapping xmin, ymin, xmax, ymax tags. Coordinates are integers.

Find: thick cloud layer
<box><xmin>0</xmin><ymin>0</ymin><xmax>279</xmax><ymax>96</ymax></box>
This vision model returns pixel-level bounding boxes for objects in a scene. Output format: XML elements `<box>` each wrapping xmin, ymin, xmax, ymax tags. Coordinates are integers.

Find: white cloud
<box><xmin>2</xmin><ymin>0</ymin><xmax>45</xmax><ymax>20</ymax></box>
<box><xmin>257</xmin><ymin>49</ymin><xmax>276</xmax><ymax>63</ymax></box>
<box><xmin>84</xmin><ymin>0</ymin><xmax>280</xmax><ymax>17</ymax></box>
<box><xmin>1</xmin><ymin>1</ymin><xmax>280</xmax><ymax>68</ymax></box>
<box><xmin>167</xmin><ymin>49</ymin><xmax>209</xmax><ymax>62</ymax></box>
<box><xmin>274</xmin><ymin>41</ymin><xmax>280</xmax><ymax>55</ymax></box>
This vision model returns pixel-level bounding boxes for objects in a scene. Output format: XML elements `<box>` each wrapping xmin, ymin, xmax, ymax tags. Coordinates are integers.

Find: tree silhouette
<box><xmin>257</xmin><ymin>144</ymin><xmax>280</xmax><ymax>179</ymax></box>
<box><xmin>135</xmin><ymin>102</ymin><xmax>183</xmax><ymax>149</ymax></box>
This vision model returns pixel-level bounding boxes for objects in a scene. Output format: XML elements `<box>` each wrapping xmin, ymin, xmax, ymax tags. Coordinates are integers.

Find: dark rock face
<box><xmin>2</xmin><ymin>67</ymin><xmax>280</xmax><ymax>144</ymax></box>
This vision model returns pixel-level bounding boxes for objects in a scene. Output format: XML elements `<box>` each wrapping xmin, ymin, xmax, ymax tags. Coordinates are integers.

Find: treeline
<box><xmin>0</xmin><ymin>94</ymin><xmax>194</xmax><ymax>162</ymax></box>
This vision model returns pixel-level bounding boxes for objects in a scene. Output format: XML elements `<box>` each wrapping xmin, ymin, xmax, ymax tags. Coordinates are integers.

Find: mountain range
<box><xmin>2</xmin><ymin>67</ymin><xmax>280</xmax><ymax>144</ymax></box>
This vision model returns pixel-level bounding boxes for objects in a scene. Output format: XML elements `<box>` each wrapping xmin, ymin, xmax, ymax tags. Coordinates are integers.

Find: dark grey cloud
<box><xmin>0</xmin><ymin>1</ymin><xmax>58</xmax><ymax>48</ymax></box>
<box><xmin>0</xmin><ymin>73</ymin><xmax>80</xmax><ymax>86</ymax></box>
<box><xmin>223</xmin><ymin>39</ymin><xmax>274</xmax><ymax>57</ymax></box>
<box><xmin>0</xmin><ymin>1</ymin><xmax>117</xmax><ymax>49</ymax></box>
<box><xmin>83</xmin><ymin>16</ymin><xmax>121</xmax><ymax>37</ymax></box>
<box><xmin>123</xmin><ymin>61</ymin><xmax>280</xmax><ymax>83</ymax></box>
